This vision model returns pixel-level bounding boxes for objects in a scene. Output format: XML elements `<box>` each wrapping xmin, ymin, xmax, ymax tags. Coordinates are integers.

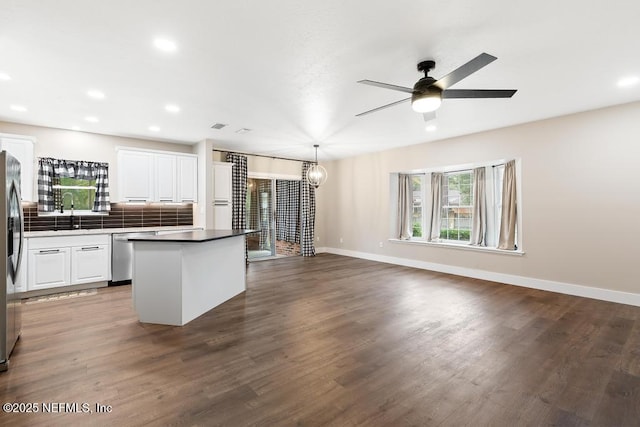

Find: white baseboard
<box><xmin>318</xmin><ymin>247</ymin><xmax>640</xmax><ymax>307</ymax></box>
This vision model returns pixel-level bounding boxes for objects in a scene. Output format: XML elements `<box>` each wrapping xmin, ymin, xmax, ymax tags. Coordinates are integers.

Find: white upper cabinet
<box><xmin>155</xmin><ymin>154</ymin><xmax>177</xmax><ymax>202</ymax></box>
<box><xmin>0</xmin><ymin>134</ymin><xmax>35</xmax><ymax>201</ymax></box>
<box><xmin>177</xmin><ymin>155</ymin><xmax>197</xmax><ymax>203</ymax></box>
<box><xmin>117</xmin><ymin>148</ymin><xmax>198</xmax><ymax>203</ymax></box>
<box><xmin>117</xmin><ymin>150</ymin><xmax>155</xmax><ymax>202</ymax></box>
<box><xmin>213</xmin><ymin>162</ymin><xmax>233</xmax><ymax>203</ymax></box>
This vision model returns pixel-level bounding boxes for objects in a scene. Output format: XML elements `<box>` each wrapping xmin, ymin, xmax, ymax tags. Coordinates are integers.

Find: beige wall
<box><xmin>317</xmin><ymin>101</ymin><xmax>640</xmax><ymax>295</ymax></box>
<box><xmin>0</xmin><ymin>121</ymin><xmax>195</xmax><ymax>200</ymax></box>
<box><xmin>212</xmin><ymin>150</ymin><xmax>302</xmax><ymax>177</ymax></box>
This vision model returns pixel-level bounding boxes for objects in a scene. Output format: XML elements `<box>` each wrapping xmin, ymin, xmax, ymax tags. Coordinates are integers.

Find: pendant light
<box><xmin>306</xmin><ymin>144</ymin><xmax>327</xmax><ymax>188</ymax></box>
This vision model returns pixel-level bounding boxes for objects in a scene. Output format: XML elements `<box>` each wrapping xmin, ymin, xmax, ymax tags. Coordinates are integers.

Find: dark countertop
<box><xmin>126</xmin><ymin>229</ymin><xmax>259</xmax><ymax>243</ymax></box>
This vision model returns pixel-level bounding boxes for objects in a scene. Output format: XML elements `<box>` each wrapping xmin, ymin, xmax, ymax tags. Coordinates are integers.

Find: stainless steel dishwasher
<box><xmin>110</xmin><ymin>231</ymin><xmax>156</xmax><ymax>284</ymax></box>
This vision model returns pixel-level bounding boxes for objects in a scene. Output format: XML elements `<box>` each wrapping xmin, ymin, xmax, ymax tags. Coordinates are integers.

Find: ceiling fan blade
<box><xmin>355</xmin><ymin>97</ymin><xmax>411</xmax><ymax>117</ymax></box>
<box><xmin>357</xmin><ymin>80</ymin><xmax>413</xmax><ymax>94</ymax></box>
<box><xmin>433</xmin><ymin>53</ymin><xmax>497</xmax><ymax>90</ymax></box>
<box><xmin>442</xmin><ymin>89</ymin><xmax>517</xmax><ymax>99</ymax></box>
<box><xmin>423</xmin><ymin>111</ymin><xmax>436</xmax><ymax>122</ymax></box>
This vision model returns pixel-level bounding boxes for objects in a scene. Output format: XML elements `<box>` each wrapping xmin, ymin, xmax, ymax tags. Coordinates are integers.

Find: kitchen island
<box><xmin>128</xmin><ymin>229</ymin><xmax>256</xmax><ymax>326</ymax></box>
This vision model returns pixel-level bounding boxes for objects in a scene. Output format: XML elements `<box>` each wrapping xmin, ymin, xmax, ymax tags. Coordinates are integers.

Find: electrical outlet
<box><xmin>379</xmin><ymin>241</ymin><xmax>383</xmax><ymax>248</ymax></box>
<box><xmin>339</xmin><ymin>237</ymin><xmax>343</xmax><ymax>244</ymax></box>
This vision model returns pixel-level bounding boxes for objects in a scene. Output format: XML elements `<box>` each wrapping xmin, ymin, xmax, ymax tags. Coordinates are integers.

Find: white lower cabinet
<box><xmin>28</xmin><ymin>247</ymin><xmax>71</xmax><ymax>290</ymax></box>
<box><xmin>213</xmin><ymin>162</ymin><xmax>233</xmax><ymax>229</ymax></box>
<box><xmin>27</xmin><ymin>234</ymin><xmax>111</xmax><ymax>291</ymax></box>
<box><xmin>71</xmin><ymin>245</ymin><xmax>110</xmax><ymax>284</ymax></box>
<box><xmin>213</xmin><ymin>204</ymin><xmax>232</xmax><ymax>229</ymax></box>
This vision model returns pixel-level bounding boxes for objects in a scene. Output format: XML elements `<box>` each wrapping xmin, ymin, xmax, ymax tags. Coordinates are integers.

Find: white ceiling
<box><xmin>1</xmin><ymin>0</ymin><xmax>639</xmax><ymax>161</ymax></box>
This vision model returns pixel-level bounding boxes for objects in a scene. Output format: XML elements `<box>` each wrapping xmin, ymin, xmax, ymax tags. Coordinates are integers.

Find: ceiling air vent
<box><xmin>211</xmin><ymin>123</ymin><xmax>227</xmax><ymax>130</ymax></box>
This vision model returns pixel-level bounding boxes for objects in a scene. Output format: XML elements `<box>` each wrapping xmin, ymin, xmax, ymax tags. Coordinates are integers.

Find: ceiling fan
<box><xmin>356</xmin><ymin>53</ymin><xmax>517</xmax><ymax>122</ymax></box>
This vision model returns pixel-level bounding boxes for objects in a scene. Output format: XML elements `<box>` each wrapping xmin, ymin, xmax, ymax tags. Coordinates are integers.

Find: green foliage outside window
<box><xmin>413</xmin><ymin>222</ymin><xmax>422</xmax><ymax>237</ymax></box>
<box><xmin>440</xmin><ymin>229</ymin><xmax>470</xmax><ymax>241</ymax></box>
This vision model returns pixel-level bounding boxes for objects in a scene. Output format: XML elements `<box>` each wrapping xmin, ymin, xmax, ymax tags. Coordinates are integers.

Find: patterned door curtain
<box><xmin>300</xmin><ymin>162</ymin><xmax>316</xmax><ymax>256</ymax></box>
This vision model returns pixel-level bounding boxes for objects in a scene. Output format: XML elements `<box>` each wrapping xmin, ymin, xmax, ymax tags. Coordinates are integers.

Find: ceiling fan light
<box><xmin>411</xmin><ymin>95</ymin><xmax>442</xmax><ymax>113</ymax></box>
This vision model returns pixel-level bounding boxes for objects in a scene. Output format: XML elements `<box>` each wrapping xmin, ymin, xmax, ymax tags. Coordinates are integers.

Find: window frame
<box><xmin>392</xmin><ymin>158</ymin><xmax>523</xmax><ymax>253</ymax></box>
<box><xmin>40</xmin><ymin>179</ymin><xmax>102</xmax><ymax>216</ymax></box>
<box><xmin>440</xmin><ymin>169</ymin><xmax>474</xmax><ymax>243</ymax></box>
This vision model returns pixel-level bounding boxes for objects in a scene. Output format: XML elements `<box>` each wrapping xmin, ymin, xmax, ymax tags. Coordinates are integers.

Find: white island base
<box><xmin>131</xmin><ymin>231</ymin><xmax>248</xmax><ymax>326</ymax></box>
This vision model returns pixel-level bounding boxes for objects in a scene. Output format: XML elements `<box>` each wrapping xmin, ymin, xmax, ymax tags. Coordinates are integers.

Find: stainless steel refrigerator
<box><xmin>0</xmin><ymin>151</ymin><xmax>23</xmax><ymax>371</ymax></box>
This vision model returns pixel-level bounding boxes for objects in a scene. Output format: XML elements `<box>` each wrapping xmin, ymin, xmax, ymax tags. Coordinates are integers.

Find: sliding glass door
<box><xmin>246</xmin><ymin>177</ymin><xmax>302</xmax><ymax>260</ymax></box>
<box><xmin>246</xmin><ymin>178</ymin><xmax>275</xmax><ymax>259</ymax></box>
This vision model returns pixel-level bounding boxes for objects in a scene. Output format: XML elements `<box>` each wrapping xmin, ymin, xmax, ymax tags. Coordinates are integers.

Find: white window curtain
<box><xmin>397</xmin><ymin>174</ymin><xmax>412</xmax><ymax>240</ymax></box>
<box><xmin>428</xmin><ymin>172</ymin><xmax>443</xmax><ymax>242</ymax></box>
<box><xmin>469</xmin><ymin>167</ymin><xmax>486</xmax><ymax>246</ymax></box>
<box><xmin>498</xmin><ymin>160</ymin><xmax>517</xmax><ymax>250</ymax></box>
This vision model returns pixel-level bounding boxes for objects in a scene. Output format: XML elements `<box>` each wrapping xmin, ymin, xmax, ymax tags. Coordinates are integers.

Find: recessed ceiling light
<box><xmin>87</xmin><ymin>89</ymin><xmax>105</xmax><ymax>99</ymax></box>
<box><xmin>165</xmin><ymin>104</ymin><xmax>180</xmax><ymax>113</ymax></box>
<box><xmin>617</xmin><ymin>75</ymin><xmax>639</xmax><ymax>88</ymax></box>
<box><xmin>235</xmin><ymin>128</ymin><xmax>252</xmax><ymax>134</ymax></box>
<box><xmin>153</xmin><ymin>38</ymin><xmax>177</xmax><ymax>52</ymax></box>
<box><xmin>149</xmin><ymin>125</ymin><xmax>161</xmax><ymax>132</ymax></box>
<box><xmin>10</xmin><ymin>105</ymin><xmax>27</xmax><ymax>112</ymax></box>
<box><xmin>0</xmin><ymin>73</ymin><xmax>11</xmax><ymax>81</ymax></box>
<box><xmin>425</xmin><ymin>124</ymin><xmax>437</xmax><ymax>132</ymax></box>
<box><xmin>85</xmin><ymin>116</ymin><xmax>99</xmax><ymax>123</ymax></box>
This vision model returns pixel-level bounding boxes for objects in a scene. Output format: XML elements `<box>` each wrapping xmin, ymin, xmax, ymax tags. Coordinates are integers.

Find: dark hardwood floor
<box><xmin>1</xmin><ymin>253</ymin><xmax>639</xmax><ymax>426</ymax></box>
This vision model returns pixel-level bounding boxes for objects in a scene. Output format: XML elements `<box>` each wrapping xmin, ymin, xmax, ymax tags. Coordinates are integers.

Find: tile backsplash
<box><xmin>22</xmin><ymin>202</ymin><xmax>194</xmax><ymax>232</ymax></box>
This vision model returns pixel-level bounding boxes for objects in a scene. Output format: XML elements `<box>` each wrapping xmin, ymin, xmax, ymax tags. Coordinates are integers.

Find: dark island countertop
<box><xmin>127</xmin><ymin>229</ymin><xmax>259</xmax><ymax>243</ymax></box>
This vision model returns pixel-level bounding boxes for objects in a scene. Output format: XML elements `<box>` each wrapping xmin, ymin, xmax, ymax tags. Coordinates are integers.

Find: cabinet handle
<box><xmin>180</xmin><ymin>199</ymin><xmax>194</xmax><ymax>202</ymax></box>
<box><xmin>81</xmin><ymin>246</ymin><xmax>101</xmax><ymax>251</ymax></box>
<box><xmin>159</xmin><ymin>198</ymin><xmax>174</xmax><ymax>202</ymax></box>
<box><xmin>39</xmin><ymin>249</ymin><xmax>60</xmax><ymax>254</ymax></box>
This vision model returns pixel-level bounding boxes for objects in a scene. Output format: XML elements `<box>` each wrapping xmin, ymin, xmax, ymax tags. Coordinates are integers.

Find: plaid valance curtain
<box><xmin>300</xmin><ymin>162</ymin><xmax>316</xmax><ymax>256</ymax></box>
<box><xmin>275</xmin><ymin>180</ymin><xmax>300</xmax><ymax>243</ymax></box>
<box><xmin>37</xmin><ymin>157</ymin><xmax>110</xmax><ymax>212</ymax></box>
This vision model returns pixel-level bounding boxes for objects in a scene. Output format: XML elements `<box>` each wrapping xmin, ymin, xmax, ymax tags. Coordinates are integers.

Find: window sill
<box><xmin>388</xmin><ymin>238</ymin><xmax>525</xmax><ymax>256</ymax></box>
<box><xmin>38</xmin><ymin>211</ymin><xmax>108</xmax><ymax>217</ymax></box>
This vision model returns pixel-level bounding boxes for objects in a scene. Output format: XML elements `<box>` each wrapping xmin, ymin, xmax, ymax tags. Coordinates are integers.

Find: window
<box><xmin>37</xmin><ymin>157</ymin><xmax>110</xmax><ymax>213</ymax></box>
<box><xmin>440</xmin><ymin>170</ymin><xmax>473</xmax><ymax>242</ymax></box>
<box><xmin>394</xmin><ymin>159</ymin><xmax>520</xmax><ymax>251</ymax></box>
<box><xmin>54</xmin><ymin>177</ymin><xmax>97</xmax><ymax>212</ymax></box>
<box><xmin>411</xmin><ymin>175</ymin><xmax>424</xmax><ymax>238</ymax></box>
